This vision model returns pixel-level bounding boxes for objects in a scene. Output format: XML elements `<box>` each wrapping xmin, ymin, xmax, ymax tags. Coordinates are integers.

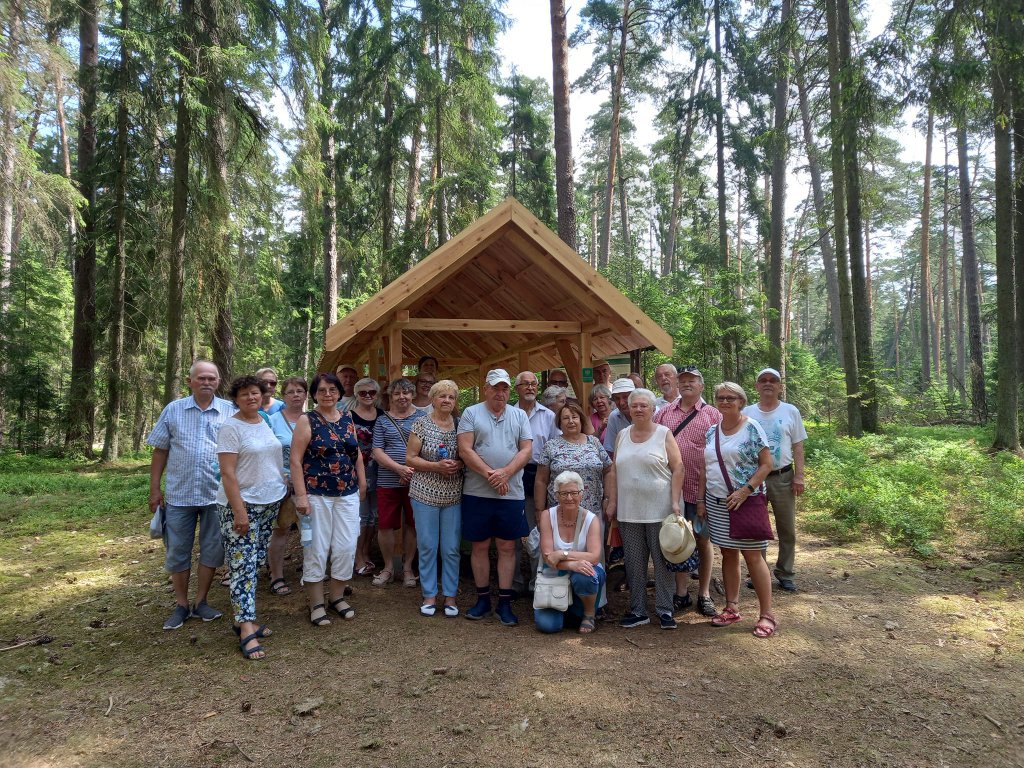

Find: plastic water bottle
<box><xmin>299</xmin><ymin>514</ymin><xmax>313</xmax><ymax>547</ymax></box>
<box><xmin>437</xmin><ymin>444</ymin><xmax>449</xmax><ymax>460</ymax></box>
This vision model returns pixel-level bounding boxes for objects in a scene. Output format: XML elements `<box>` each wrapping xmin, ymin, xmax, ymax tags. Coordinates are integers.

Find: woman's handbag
<box><xmin>714</xmin><ymin>425</ymin><xmax>775</xmax><ymax>541</ymax></box>
<box><xmin>533</xmin><ymin>509</ymin><xmax>586</xmax><ymax>612</ymax></box>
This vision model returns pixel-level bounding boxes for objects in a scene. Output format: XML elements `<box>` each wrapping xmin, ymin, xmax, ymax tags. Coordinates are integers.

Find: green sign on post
<box><xmin>582</xmin><ymin>367</ymin><xmax>593</xmax><ymax>383</ymax></box>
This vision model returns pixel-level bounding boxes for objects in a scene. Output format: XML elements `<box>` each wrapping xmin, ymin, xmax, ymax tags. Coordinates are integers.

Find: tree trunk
<box><xmin>617</xmin><ymin>144</ymin><xmax>631</xmax><ymax>261</ymax></box>
<box><xmin>599</xmin><ymin>1</ymin><xmax>629</xmax><ymax>269</ymax></box>
<box><xmin>550</xmin><ymin>0</ymin><xmax>577</xmax><ymax>249</ymax></box>
<box><xmin>1014</xmin><ymin>98</ymin><xmax>1024</xmax><ymax>427</ymax></box>
<box><xmin>164</xmin><ymin>0</ymin><xmax>196</xmax><ymax>405</ymax></box>
<box><xmin>102</xmin><ymin>0</ymin><xmax>131</xmax><ymax>461</ymax></box>
<box><xmin>766</xmin><ymin>0</ymin><xmax>791</xmax><ymax>372</ymax></box>
<box><xmin>825</xmin><ymin>0</ymin><xmax>861</xmax><ymax>436</ymax></box>
<box><xmin>0</xmin><ymin>1</ymin><xmax>19</xmax><ymax>308</ymax></box>
<box><xmin>714</xmin><ymin>0</ymin><xmax>734</xmax><ymax>379</ymax></box>
<box><xmin>991</xmin><ymin>39</ymin><xmax>1018</xmax><ymax>450</ymax></box>
<box><xmin>920</xmin><ymin>107</ymin><xmax>934</xmax><ymax>389</ymax></box>
<box><xmin>941</xmin><ymin>128</ymin><xmax>954</xmax><ymax>398</ymax></box>
<box><xmin>837</xmin><ymin>0</ymin><xmax>876</xmax><ymax>432</ymax></box>
<box><xmin>957</xmin><ymin>122</ymin><xmax>987</xmax><ymax>422</ymax></box>
<box><xmin>379</xmin><ymin>0</ymin><xmax>395</xmax><ymax>286</ymax></box>
<box><xmin>67</xmin><ymin>0</ymin><xmax>100</xmax><ymax>454</ymax></box>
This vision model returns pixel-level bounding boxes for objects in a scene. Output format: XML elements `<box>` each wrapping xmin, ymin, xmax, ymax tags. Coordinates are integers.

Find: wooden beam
<box><xmin>386</xmin><ymin>325</ymin><xmax>403</xmax><ymax>383</ymax></box>
<box><xmin>556</xmin><ymin>339</ymin><xmax>582</xmax><ymax>397</ymax></box>
<box><xmin>407</xmin><ymin>318</ymin><xmax>581</xmax><ymax>334</ymax></box>
<box><xmin>578</xmin><ymin>331</ymin><xmax>593</xmax><ymax>413</ymax></box>
<box><xmin>481</xmin><ymin>332</ymin><xmax>568</xmax><ymax>368</ymax></box>
<box><xmin>518</xmin><ymin>351</ymin><xmax>531</xmax><ymax>375</ymax></box>
<box><xmin>394</xmin><ymin>309</ymin><xmax>411</xmax><ymax>325</ymax></box>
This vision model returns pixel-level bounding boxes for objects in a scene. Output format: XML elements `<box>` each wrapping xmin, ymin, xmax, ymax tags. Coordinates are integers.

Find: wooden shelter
<box><xmin>318</xmin><ymin>197</ymin><xmax>672</xmax><ymax>404</ymax></box>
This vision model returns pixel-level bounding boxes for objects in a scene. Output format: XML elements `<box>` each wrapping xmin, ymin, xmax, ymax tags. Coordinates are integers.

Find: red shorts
<box><xmin>376</xmin><ymin>486</ymin><xmax>415</xmax><ymax>531</ymax></box>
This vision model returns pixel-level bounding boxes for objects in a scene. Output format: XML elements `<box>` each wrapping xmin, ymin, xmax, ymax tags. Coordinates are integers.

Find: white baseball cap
<box><xmin>610</xmin><ymin>378</ymin><xmax>636</xmax><ymax>395</ymax></box>
<box><xmin>486</xmin><ymin>369</ymin><xmax>512</xmax><ymax>387</ymax></box>
<box><xmin>756</xmin><ymin>367</ymin><xmax>782</xmax><ymax>381</ymax></box>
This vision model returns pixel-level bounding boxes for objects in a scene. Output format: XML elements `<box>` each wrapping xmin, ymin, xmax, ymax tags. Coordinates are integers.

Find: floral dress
<box><xmin>538</xmin><ymin>435</ymin><xmax>611</xmax><ymax>513</ymax></box>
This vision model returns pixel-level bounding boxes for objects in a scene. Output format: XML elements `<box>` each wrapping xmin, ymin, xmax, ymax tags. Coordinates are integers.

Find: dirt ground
<box><xmin>1</xmin><ymin>520</ymin><xmax>1022</xmax><ymax>768</ymax></box>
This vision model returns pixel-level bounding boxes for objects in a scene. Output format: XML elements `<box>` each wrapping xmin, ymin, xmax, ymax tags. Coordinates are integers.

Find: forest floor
<box><xmin>0</xmin><ymin>457</ymin><xmax>1022</xmax><ymax>768</ymax></box>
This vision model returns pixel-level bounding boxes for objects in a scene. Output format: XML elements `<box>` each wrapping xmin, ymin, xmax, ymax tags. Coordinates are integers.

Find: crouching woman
<box><xmin>534</xmin><ymin>471</ymin><xmax>605</xmax><ymax>634</ymax></box>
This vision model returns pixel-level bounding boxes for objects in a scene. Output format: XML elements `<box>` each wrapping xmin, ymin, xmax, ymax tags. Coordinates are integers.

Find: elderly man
<box><xmin>512</xmin><ymin>371</ymin><xmax>561</xmax><ymax>593</ymax></box>
<box><xmin>148</xmin><ymin>360</ymin><xmax>236</xmax><ymax>630</ymax></box>
<box><xmin>592</xmin><ymin>359</ymin><xmax>612</xmax><ymax>386</ymax></box>
<box><xmin>602</xmin><ymin>378</ymin><xmax>635</xmax><ymax>457</ymax></box>
<box><xmin>335</xmin><ymin>365</ymin><xmax>359</xmax><ymax>410</ymax></box>
<box><xmin>653</xmin><ymin>363</ymin><xmax>680</xmax><ymax>409</ymax></box>
<box><xmin>457</xmin><ymin>369</ymin><xmax>534</xmax><ymax>625</ymax></box>
<box><xmin>743</xmin><ymin>367</ymin><xmax>807</xmax><ymax>591</ymax></box>
<box><xmin>653</xmin><ymin>365</ymin><xmax>722</xmax><ymax>616</ymax></box>
<box><xmin>547</xmin><ymin>369</ymin><xmax>570</xmax><ymax>389</ymax></box>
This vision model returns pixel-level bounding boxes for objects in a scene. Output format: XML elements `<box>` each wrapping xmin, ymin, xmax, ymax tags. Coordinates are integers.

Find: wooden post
<box><xmin>387</xmin><ymin>324</ymin><xmax>403</xmax><ymax>384</ymax></box>
<box><xmin>578</xmin><ymin>332</ymin><xmax>592</xmax><ymax>411</ymax></box>
<box><xmin>376</xmin><ymin>338</ymin><xmax>387</xmax><ymax>387</ymax></box>
<box><xmin>518</xmin><ymin>351</ymin><xmax>531</xmax><ymax>378</ymax></box>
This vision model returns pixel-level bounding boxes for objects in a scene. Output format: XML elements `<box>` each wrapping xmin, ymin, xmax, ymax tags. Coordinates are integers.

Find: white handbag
<box><xmin>532</xmin><ymin>508</ymin><xmax>585</xmax><ymax>612</ymax></box>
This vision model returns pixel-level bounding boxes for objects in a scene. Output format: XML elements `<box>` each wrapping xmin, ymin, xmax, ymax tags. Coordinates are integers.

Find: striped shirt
<box><xmin>372</xmin><ymin>409</ymin><xmax>425</xmax><ymax>488</ymax></box>
<box><xmin>147</xmin><ymin>395</ymin><xmax>238</xmax><ymax>506</ymax></box>
<box><xmin>654</xmin><ymin>397</ymin><xmax>722</xmax><ymax>505</ymax></box>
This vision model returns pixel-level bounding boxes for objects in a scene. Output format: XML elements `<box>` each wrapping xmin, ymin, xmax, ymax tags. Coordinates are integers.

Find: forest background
<box><xmin>1</xmin><ymin>0</ymin><xmax>1023</xmax><ymax>460</ymax></box>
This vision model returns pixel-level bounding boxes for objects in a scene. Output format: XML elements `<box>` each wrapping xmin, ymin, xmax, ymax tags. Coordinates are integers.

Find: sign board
<box><xmin>582</xmin><ymin>367</ymin><xmax>593</xmax><ymax>383</ymax></box>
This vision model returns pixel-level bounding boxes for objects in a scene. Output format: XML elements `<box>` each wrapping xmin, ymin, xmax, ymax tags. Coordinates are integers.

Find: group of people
<box><xmin>148</xmin><ymin>355</ymin><xmax>805</xmax><ymax>659</ymax></box>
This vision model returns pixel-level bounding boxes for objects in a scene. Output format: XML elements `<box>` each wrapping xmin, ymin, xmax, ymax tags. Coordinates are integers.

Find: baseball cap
<box><xmin>756</xmin><ymin>367</ymin><xmax>782</xmax><ymax>382</ymax></box>
<box><xmin>677</xmin><ymin>365</ymin><xmax>703</xmax><ymax>380</ymax></box>
<box><xmin>610</xmin><ymin>378</ymin><xmax>636</xmax><ymax>395</ymax></box>
<box><xmin>486</xmin><ymin>368</ymin><xmax>512</xmax><ymax>387</ymax></box>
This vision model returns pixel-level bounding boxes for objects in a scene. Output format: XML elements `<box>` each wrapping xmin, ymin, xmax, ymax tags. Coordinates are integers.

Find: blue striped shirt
<box><xmin>147</xmin><ymin>395</ymin><xmax>238</xmax><ymax>506</ymax></box>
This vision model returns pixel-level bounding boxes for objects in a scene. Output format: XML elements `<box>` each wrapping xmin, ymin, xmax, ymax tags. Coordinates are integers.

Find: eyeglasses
<box><xmin>715</xmin><ymin>395</ymin><xmax>739</xmax><ymax>402</ymax></box>
<box><xmin>518</xmin><ymin>381</ymin><xmax>538</xmax><ymax>388</ymax></box>
<box><xmin>262</xmin><ymin>380</ymin><xmax>278</xmax><ymax>387</ymax></box>
<box><xmin>556</xmin><ymin>489</ymin><xmax>583</xmax><ymax>497</ymax></box>
<box><xmin>357</xmin><ymin>391</ymin><xmax>377</xmax><ymax>397</ymax></box>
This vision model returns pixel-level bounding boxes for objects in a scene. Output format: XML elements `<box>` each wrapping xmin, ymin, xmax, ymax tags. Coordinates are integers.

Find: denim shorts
<box><xmin>461</xmin><ymin>494</ymin><xmax>528</xmax><ymax>542</ymax></box>
<box><xmin>359</xmin><ymin>489</ymin><xmax>379</xmax><ymax>528</ymax></box>
<box><xmin>163</xmin><ymin>503</ymin><xmax>224</xmax><ymax>572</ymax></box>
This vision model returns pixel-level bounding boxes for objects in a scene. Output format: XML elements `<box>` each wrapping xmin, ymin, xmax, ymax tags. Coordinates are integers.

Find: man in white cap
<box><xmin>457</xmin><ymin>369</ymin><xmax>534</xmax><ymax>624</ymax></box>
<box><xmin>743</xmin><ymin>367</ymin><xmax>807</xmax><ymax>591</ymax></box>
<box><xmin>654</xmin><ymin>365</ymin><xmax>722</xmax><ymax>616</ymax></box>
<box><xmin>602</xmin><ymin>377</ymin><xmax>635</xmax><ymax>457</ymax></box>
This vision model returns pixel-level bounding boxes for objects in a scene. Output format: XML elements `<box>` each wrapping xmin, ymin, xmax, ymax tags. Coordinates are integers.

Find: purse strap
<box><xmin>384</xmin><ymin>412</ymin><xmax>411</xmax><ymax>446</ymax></box>
<box><xmin>714</xmin><ymin>424</ymin><xmax>736</xmax><ymax>495</ymax></box>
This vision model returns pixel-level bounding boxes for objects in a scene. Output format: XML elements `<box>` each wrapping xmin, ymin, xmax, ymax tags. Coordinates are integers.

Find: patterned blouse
<box><xmin>408</xmin><ymin>416</ymin><xmax>463</xmax><ymax>507</ymax></box>
<box><xmin>703</xmin><ymin>419</ymin><xmax>769</xmax><ymax>498</ymax></box>
<box><xmin>301</xmin><ymin>410</ymin><xmax>360</xmax><ymax>497</ymax></box>
<box><xmin>538</xmin><ymin>435</ymin><xmax>612</xmax><ymax>513</ymax></box>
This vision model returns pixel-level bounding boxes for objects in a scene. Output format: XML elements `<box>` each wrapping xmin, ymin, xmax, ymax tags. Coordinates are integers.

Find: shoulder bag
<box><xmin>714</xmin><ymin>424</ymin><xmax>774</xmax><ymax>541</ymax></box>
<box><xmin>533</xmin><ymin>509</ymin><xmax>586</xmax><ymax>612</ymax></box>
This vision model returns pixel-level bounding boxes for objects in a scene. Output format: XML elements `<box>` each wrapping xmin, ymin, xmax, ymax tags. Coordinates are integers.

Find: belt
<box><xmin>767</xmin><ymin>464</ymin><xmax>793</xmax><ymax>477</ymax></box>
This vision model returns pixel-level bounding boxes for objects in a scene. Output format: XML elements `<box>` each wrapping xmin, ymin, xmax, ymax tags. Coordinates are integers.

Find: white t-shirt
<box><xmin>742</xmin><ymin>401</ymin><xmax>807</xmax><ymax>468</ymax></box>
<box><xmin>215</xmin><ymin>418</ymin><xmax>288</xmax><ymax>505</ymax></box>
<box><xmin>704</xmin><ymin>419</ymin><xmax>770</xmax><ymax>498</ymax></box>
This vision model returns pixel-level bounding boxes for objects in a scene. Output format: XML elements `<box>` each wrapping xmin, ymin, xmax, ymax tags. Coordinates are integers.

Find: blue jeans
<box><xmin>410</xmin><ymin>499</ymin><xmax>462</xmax><ymax>599</ymax></box>
<box><xmin>534</xmin><ymin>564</ymin><xmax>606</xmax><ymax>633</ymax></box>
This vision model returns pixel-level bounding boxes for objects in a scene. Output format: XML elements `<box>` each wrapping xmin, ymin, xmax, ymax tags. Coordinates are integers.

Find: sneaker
<box><xmin>163</xmin><ymin>604</ymin><xmax>191</xmax><ymax>631</ymax></box>
<box><xmin>696</xmin><ymin>594</ymin><xmax>717</xmax><ymax>617</ymax></box>
<box><xmin>465</xmin><ymin>597</ymin><xmax>493</xmax><ymax>621</ymax></box>
<box><xmin>777</xmin><ymin>578</ymin><xmax>797</xmax><ymax>592</ymax></box>
<box><xmin>673</xmin><ymin>593</ymin><xmax>692</xmax><ymax>612</ymax></box>
<box><xmin>190</xmin><ymin>601</ymin><xmax>223</xmax><ymax>622</ymax></box>
<box><xmin>618</xmin><ymin>613</ymin><xmax>650</xmax><ymax>628</ymax></box>
<box><xmin>443</xmin><ymin>604</ymin><xmax>459</xmax><ymax>618</ymax></box>
<box><xmin>495</xmin><ymin>602</ymin><xmax>519</xmax><ymax>627</ymax></box>
<box><xmin>660</xmin><ymin>613</ymin><xmax>678</xmax><ymax>630</ymax></box>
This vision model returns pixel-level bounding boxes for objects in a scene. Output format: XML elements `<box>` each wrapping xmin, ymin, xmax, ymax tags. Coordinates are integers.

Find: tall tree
<box><xmin>766</xmin><ymin>0</ymin><xmax>792</xmax><ymax>371</ymax></box>
<box><xmin>919</xmin><ymin>107</ymin><xmax>934</xmax><ymax>389</ymax></box>
<box><xmin>550</xmin><ymin>0</ymin><xmax>577</xmax><ymax>248</ymax></box>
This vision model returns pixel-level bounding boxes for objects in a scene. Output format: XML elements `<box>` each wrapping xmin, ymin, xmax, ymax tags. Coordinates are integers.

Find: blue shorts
<box><xmin>461</xmin><ymin>494</ymin><xmax>528</xmax><ymax>542</ymax></box>
<box><xmin>164</xmin><ymin>503</ymin><xmax>224</xmax><ymax>572</ymax></box>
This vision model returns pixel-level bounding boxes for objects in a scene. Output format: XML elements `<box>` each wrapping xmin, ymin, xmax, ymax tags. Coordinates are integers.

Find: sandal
<box><xmin>420</xmin><ymin>602</ymin><xmax>437</xmax><ymax>617</ymax></box>
<box><xmin>309</xmin><ymin>603</ymin><xmax>331</xmax><ymax>627</ymax></box>
<box><xmin>233</xmin><ymin>623</ymin><xmax>272</xmax><ymax>638</ymax></box>
<box><xmin>269</xmin><ymin>578</ymin><xmax>292</xmax><ymax>596</ymax></box>
<box><xmin>403</xmin><ymin>572</ymin><xmax>419</xmax><ymax>588</ymax></box>
<box><xmin>711</xmin><ymin>602</ymin><xmax>742</xmax><ymax>627</ymax></box>
<box><xmin>329</xmin><ymin>597</ymin><xmax>355</xmax><ymax>620</ymax></box>
<box><xmin>355</xmin><ymin>562</ymin><xmax>376</xmax><ymax>577</ymax></box>
<box><xmin>753</xmin><ymin>613</ymin><xmax>778</xmax><ymax>638</ymax></box>
<box><xmin>578</xmin><ymin>615</ymin><xmax>597</xmax><ymax>635</ymax></box>
<box><xmin>238</xmin><ymin>632</ymin><xmax>265</xmax><ymax>660</ymax></box>
<box><xmin>372</xmin><ymin>569</ymin><xmax>394</xmax><ymax>587</ymax></box>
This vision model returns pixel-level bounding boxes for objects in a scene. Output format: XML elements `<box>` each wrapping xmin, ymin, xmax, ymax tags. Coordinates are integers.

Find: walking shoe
<box><xmin>495</xmin><ymin>602</ymin><xmax>519</xmax><ymax>627</ymax></box>
<box><xmin>190</xmin><ymin>601</ymin><xmax>223</xmax><ymax>622</ymax></box>
<box><xmin>660</xmin><ymin>613</ymin><xmax>678</xmax><ymax>630</ymax></box>
<box><xmin>777</xmin><ymin>577</ymin><xmax>797</xmax><ymax>592</ymax></box>
<box><xmin>696</xmin><ymin>594</ymin><xmax>717</xmax><ymax>617</ymax></box>
<box><xmin>673</xmin><ymin>593</ymin><xmax>692</xmax><ymax>612</ymax></box>
<box><xmin>465</xmin><ymin>597</ymin><xmax>493</xmax><ymax>621</ymax></box>
<box><xmin>163</xmin><ymin>604</ymin><xmax>191</xmax><ymax>630</ymax></box>
<box><xmin>618</xmin><ymin>613</ymin><xmax>650</xmax><ymax>628</ymax></box>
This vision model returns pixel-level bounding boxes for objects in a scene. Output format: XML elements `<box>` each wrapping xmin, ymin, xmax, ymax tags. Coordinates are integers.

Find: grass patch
<box><xmin>802</xmin><ymin>425</ymin><xmax>1024</xmax><ymax>556</ymax></box>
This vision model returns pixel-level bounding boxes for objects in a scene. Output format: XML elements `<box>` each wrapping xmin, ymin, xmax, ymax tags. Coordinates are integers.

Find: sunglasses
<box><xmin>357</xmin><ymin>390</ymin><xmax>378</xmax><ymax>397</ymax></box>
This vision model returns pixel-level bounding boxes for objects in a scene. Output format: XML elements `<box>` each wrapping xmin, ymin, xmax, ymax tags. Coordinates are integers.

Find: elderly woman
<box><xmin>540</xmin><ymin>385</ymin><xmax>567</xmax><ymax>414</ymax></box>
<box><xmin>290</xmin><ymin>373</ymin><xmax>366</xmax><ymax>627</ymax></box>
<box><xmin>606</xmin><ymin>388</ymin><xmax>684</xmax><ymax>630</ymax></box>
<box><xmin>350</xmin><ymin>377</ymin><xmax>383</xmax><ymax>576</ymax></box>
<box><xmin>698</xmin><ymin>381</ymin><xmax>776</xmax><ymax>638</ymax></box>
<box><xmin>405</xmin><ymin>380</ymin><xmax>464</xmax><ymax>617</ymax></box>
<box><xmin>371</xmin><ymin>378</ymin><xmax>424</xmax><ymax>587</ymax></box>
<box><xmin>256</xmin><ymin>367</ymin><xmax>284</xmax><ymax>416</ymax></box>
<box><xmin>535</xmin><ymin>402</ymin><xmax>612</xmax><ymax>516</ymax></box>
<box><xmin>216</xmin><ymin>375</ymin><xmax>287</xmax><ymax>659</ymax></box>
<box><xmin>266</xmin><ymin>376</ymin><xmax>309</xmax><ymax>596</ymax></box>
<box><xmin>535</xmin><ymin>471</ymin><xmax>605</xmax><ymax>634</ymax></box>
<box><xmin>588</xmin><ymin>384</ymin><xmax>613</xmax><ymax>441</ymax></box>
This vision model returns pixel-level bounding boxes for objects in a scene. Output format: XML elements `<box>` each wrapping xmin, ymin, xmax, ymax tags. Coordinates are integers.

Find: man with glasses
<box><xmin>654</xmin><ymin>365</ymin><xmax>722</xmax><ymax>617</ymax></box>
<box><xmin>512</xmin><ymin>371</ymin><xmax>561</xmax><ymax>594</ymax></box>
<box><xmin>742</xmin><ymin>367</ymin><xmax>807</xmax><ymax>591</ymax></box>
<box><xmin>256</xmin><ymin>367</ymin><xmax>284</xmax><ymax>416</ymax></box>
<box><xmin>147</xmin><ymin>359</ymin><xmax>235</xmax><ymax>629</ymax></box>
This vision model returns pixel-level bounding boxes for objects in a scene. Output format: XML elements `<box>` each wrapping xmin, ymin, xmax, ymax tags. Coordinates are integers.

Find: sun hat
<box><xmin>610</xmin><ymin>378</ymin><xmax>636</xmax><ymax>395</ymax></box>
<box><xmin>486</xmin><ymin>368</ymin><xmax>512</xmax><ymax>387</ymax></box>
<box><xmin>659</xmin><ymin>514</ymin><xmax>697</xmax><ymax>564</ymax></box>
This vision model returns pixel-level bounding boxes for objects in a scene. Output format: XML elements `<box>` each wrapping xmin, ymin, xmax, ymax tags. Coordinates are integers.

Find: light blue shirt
<box><xmin>603</xmin><ymin>409</ymin><xmax>631</xmax><ymax>455</ymax></box>
<box><xmin>263</xmin><ymin>398</ymin><xmax>285</xmax><ymax>416</ymax></box>
<box><xmin>268</xmin><ymin>410</ymin><xmax>299</xmax><ymax>475</ymax></box>
<box><xmin>514</xmin><ymin>400</ymin><xmax>560</xmax><ymax>462</ymax></box>
<box><xmin>147</xmin><ymin>395</ymin><xmax>237</xmax><ymax>506</ymax></box>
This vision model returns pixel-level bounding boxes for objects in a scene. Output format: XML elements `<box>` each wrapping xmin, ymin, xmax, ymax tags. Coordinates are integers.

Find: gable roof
<box><xmin>318</xmin><ymin>197</ymin><xmax>672</xmax><ymax>381</ymax></box>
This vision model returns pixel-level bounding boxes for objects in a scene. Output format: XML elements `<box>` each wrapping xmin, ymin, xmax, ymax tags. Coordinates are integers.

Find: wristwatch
<box><xmin>745</xmin><ymin>483</ymin><xmax>755</xmax><ymax>493</ymax></box>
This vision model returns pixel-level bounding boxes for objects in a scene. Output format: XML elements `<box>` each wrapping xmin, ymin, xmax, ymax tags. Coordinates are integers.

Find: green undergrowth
<box><xmin>802</xmin><ymin>425</ymin><xmax>1024</xmax><ymax>556</ymax></box>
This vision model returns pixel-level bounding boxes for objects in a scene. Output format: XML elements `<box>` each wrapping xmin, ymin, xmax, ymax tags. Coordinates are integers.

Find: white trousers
<box><xmin>304</xmin><ymin>493</ymin><xmax>360</xmax><ymax>583</ymax></box>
